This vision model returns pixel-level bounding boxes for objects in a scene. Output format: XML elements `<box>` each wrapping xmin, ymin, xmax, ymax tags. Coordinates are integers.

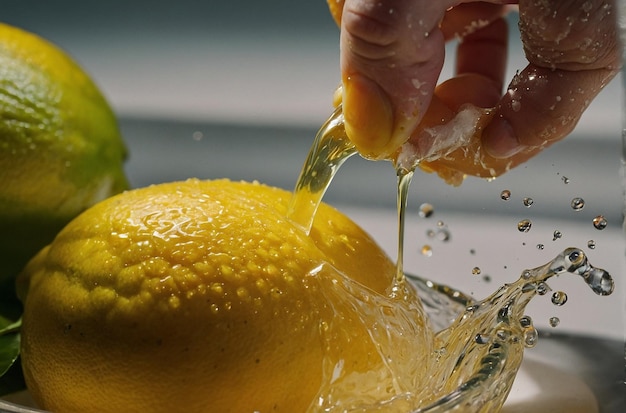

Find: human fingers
<box><xmin>440</xmin><ymin>1</ymin><xmax>509</xmax><ymax>42</ymax></box>
<box><xmin>402</xmin><ymin>5</ymin><xmax>508</xmax><ymax>164</ymax></box>
<box><xmin>338</xmin><ymin>0</ymin><xmax>457</xmax><ymax>159</ymax></box>
<box><xmin>441</xmin><ymin>7</ymin><xmax>509</xmax><ymax>107</ymax></box>
<box><xmin>482</xmin><ymin>0</ymin><xmax>621</xmax><ymax>159</ymax></box>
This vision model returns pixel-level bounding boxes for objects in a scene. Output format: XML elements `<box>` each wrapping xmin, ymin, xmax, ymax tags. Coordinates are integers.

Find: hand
<box><xmin>330</xmin><ymin>0</ymin><xmax>621</xmax><ymax>173</ymax></box>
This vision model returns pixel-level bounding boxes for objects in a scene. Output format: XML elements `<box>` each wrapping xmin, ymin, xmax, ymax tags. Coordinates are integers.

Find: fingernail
<box><xmin>343</xmin><ymin>73</ymin><xmax>393</xmax><ymax>158</ymax></box>
<box><xmin>483</xmin><ymin>117</ymin><xmax>524</xmax><ymax>158</ymax></box>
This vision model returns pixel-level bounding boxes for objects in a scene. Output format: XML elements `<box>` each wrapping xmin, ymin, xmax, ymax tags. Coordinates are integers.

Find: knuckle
<box><xmin>519</xmin><ymin>0</ymin><xmax>620</xmax><ymax>71</ymax></box>
<box><xmin>342</xmin><ymin>6</ymin><xmax>401</xmax><ymax>61</ymax></box>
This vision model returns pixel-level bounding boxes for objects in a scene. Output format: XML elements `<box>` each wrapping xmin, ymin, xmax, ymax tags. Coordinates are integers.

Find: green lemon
<box><xmin>0</xmin><ymin>23</ymin><xmax>128</xmax><ymax>298</ymax></box>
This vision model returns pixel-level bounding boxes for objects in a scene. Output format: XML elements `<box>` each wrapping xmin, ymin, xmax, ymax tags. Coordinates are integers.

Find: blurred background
<box><xmin>3</xmin><ymin>0</ymin><xmax>624</xmax><ymax>338</ymax></box>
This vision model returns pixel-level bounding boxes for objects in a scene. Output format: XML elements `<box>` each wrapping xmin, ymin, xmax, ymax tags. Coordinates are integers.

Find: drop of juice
<box><xmin>592</xmin><ymin>215</ymin><xmax>607</xmax><ymax>230</ymax></box>
<box><xmin>571</xmin><ymin>197</ymin><xmax>585</xmax><ymax>211</ymax></box>
<box><xmin>421</xmin><ymin>245</ymin><xmax>433</xmax><ymax>257</ymax></box>
<box><xmin>584</xmin><ymin>267</ymin><xmax>614</xmax><ymax>295</ymax></box>
<box><xmin>436</xmin><ymin>228</ymin><xmax>451</xmax><ymax>242</ymax></box>
<box><xmin>536</xmin><ymin>243</ymin><xmax>545</xmax><ymax>250</ymax></box>
<box><xmin>551</xmin><ymin>291</ymin><xmax>568</xmax><ymax>306</ymax></box>
<box><xmin>587</xmin><ymin>239</ymin><xmax>596</xmax><ymax>249</ymax></box>
<box><xmin>427</xmin><ymin>228</ymin><xmax>450</xmax><ymax>242</ymax></box>
<box><xmin>517</xmin><ymin>219</ymin><xmax>532</xmax><ymax>232</ymax></box>
<box><xmin>553</xmin><ymin>230</ymin><xmax>562</xmax><ymax>241</ymax></box>
<box><xmin>472</xmin><ymin>266</ymin><xmax>481</xmax><ymax>275</ymax></box>
<box><xmin>549</xmin><ymin>317</ymin><xmax>560</xmax><ymax>327</ymax></box>
<box><xmin>418</xmin><ymin>203</ymin><xmax>434</xmax><ymax>218</ymax></box>
<box><xmin>500</xmin><ymin>189</ymin><xmax>511</xmax><ymax>200</ymax></box>
<box><xmin>562</xmin><ymin>176</ymin><xmax>570</xmax><ymax>184</ymax></box>
<box><xmin>523</xmin><ymin>197</ymin><xmax>534</xmax><ymax>207</ymax></box>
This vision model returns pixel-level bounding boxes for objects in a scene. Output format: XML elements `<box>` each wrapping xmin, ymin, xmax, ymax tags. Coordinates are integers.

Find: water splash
<box><xmin>308</xmin><ymin>248</ymin><xmax>614</xmax><ymax>412</ymax></box>
<box><xmin>411</xmin><ymin>247</ymin><xmax>614</xmax><ymax>412</ymax></box>
<box><xmin>288</xmin><ymin>108</ymin><xmax>615</xmax><ymax>413</ymax></box>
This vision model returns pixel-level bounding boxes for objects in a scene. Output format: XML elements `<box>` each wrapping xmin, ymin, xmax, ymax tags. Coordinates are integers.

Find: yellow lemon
<box><xmin>18</xmin><ymin>179</ymin><xmax>430</xmax><ymax>412</ymax></box>
<box><xmin>0</xmin><ymin>23</ymin><xmax>128</xmax><ymax>286</ymax></box>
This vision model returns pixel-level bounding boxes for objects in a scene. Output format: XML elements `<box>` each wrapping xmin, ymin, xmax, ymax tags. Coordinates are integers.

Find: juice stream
<box><xmin>287</xmin><ymin>106</ymin><xmax>356</xmax><ymax>235</ymax></box>
<box><xmin>287</xmin><ymin>109</ymin><xmax>615</xmax><ymax>412</ymax></box>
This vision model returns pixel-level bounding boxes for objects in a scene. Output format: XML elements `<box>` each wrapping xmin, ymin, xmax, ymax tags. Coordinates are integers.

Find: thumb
<box><xmin>339</xmin><ymin>0</ymin><xmax>452</xmax><ymax>159</ymax></box>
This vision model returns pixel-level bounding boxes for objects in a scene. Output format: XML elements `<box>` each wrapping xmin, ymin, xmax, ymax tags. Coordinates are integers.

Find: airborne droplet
<box><xmin>523</xmin><ymin>197</ymin><xmax>534</xmax><ymax>207</ymax></box>
<box><xmin>551</xmin><ymin>291</ymin><xmax>568</xmax><ymax>306</ymax></box>
<box><xmin>436</xmin><ymin>228</ymin><xmax>451</xmax><ymax>242</ymax></box>
<box><xmin>552</xmin><ymin>230</ymin><xmax>562</xmax><ymax>241</ymax></box>
<box><xmin>517</xmin><ymin>219</ymin><xmax>532</xmax><ymax>233</ymax></box>
<box><xmin>500</xmin><ymin>190</ymin><xmax>511</xmax><ymax>201</ymax></box>
<box><xmin>587</xmin><ymin>240</ymin><xmax>596</xmax><ymax>249</ymax></box>
<box><xmin>592</xmin><ymin>215</ymin><xmax>607</xmax><ymax>230</ymax></box>
<box><xmin>549</xmin><ymin>317</ymin><xmax>560</xmax><ymax>327</ymax></box>
<box><xmin>585</xmin><ymin>267</ymin><xmax>614</xmax><ymax>295</ymax></box>
<box><xmin>421</xmin><ymin>245</ymin><xmax>433</xmax><ymax>257</ymax></box>
<box><xmin>418</xmin><ymin>203</ymin><xmax>434</xmax><ymax>218</ymax></box>
<box><xmin>571</xmin><ymin>197</ymin><xmax>585</xmax><ymax>211</ymax></box>
<box><xmin>472</xmin><ymin>267</ymin><xmax>481</xmax><ymax>275</ymax></box>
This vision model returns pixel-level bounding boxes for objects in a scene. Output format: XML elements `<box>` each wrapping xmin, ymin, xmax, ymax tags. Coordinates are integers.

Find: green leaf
<box><xmin>0</xmin><ymin>274</ymin><xmax>25</xmax><ymax>395</ymax></box>
<box><xmin>0</xmin><ymin>318</ymin><xmax>24</xmax><ymax>396</ymax></box>
<box><xmin>0</xmin><ymin>318</ymin><xmax>21</xmax><ymax>377</ymax></box>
